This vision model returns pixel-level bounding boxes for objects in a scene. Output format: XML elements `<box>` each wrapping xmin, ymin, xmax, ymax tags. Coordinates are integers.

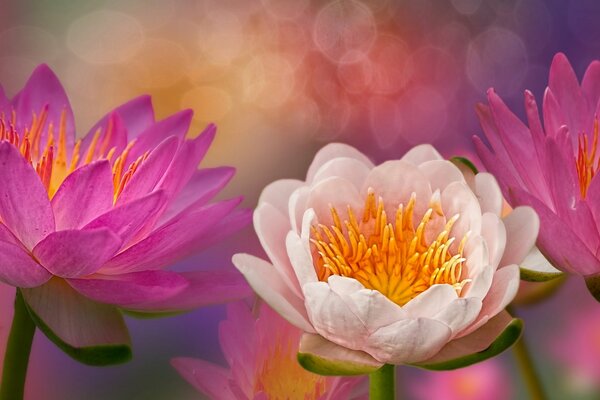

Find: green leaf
<box><xmin>297</xmin><ymin>333</ymin><xmax>382</xmax><ymax>376</ymax></box>
<box><xmin>21</xmin><ymin>278</ymin><xmax>132</xmax><ymax>366</ymax></box>
<box><xmin>121</xmin><ymin>308</ymin><xmax>184</xmax><ymax>319</ymax></box>
<box><xmin>414</xmin><ymin>318</ymin><xmax>522</xmax><ymax>371</ymax></box>
<box><xmin>450</xmin><ymin>156</ymin><xmax>479</xmax><ymax>174</ymax></box>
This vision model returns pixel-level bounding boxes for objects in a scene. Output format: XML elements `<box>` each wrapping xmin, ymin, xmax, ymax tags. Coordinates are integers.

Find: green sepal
<box><xmin>414</xmin><ymin>318</ymin><xmax>523</xmax><ymax>371</ymax></box>
<box><xmin>520</xmin><ymin>266</ymin><xmax>564</xmax><ymax>282</ymax></box>
<box><xmin>297</xmin><ymin>351</ymin><xmax>381</xmax><ymax>376</ymax></box>
<box><xmin>450</xmin><ymin>156</ymin><xmax>479</xmax><ymax>174</ymax></box>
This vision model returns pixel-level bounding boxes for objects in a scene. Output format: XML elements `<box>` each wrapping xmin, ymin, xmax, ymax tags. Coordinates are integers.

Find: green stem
<box><xmin>0</xmin><ymin>290</ymin><xmax>36</xmax><ymax>400</ymax></box>
<box><xmin>369</xmin><ymin>364</ymin><xmax>395</xmax><ymax>400</ymax></box>
<box><xmin>512</xmin><ymin>335</ymin><xmax>546</xmax><ymax>400</ymax></box>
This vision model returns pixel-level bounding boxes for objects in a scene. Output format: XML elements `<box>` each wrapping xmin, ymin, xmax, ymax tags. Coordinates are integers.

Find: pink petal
<box><xmin>100</xmin><ymin>198</ymin><xmax>243</xmax><ymax>273</ymax></box>
<box><xmin>86</xmin><ymin>95</ymin><xmax>154</xmax><ymax>141</ymax></box>
<box><xmin>0</xmin><ymin>142</ymin><xmax>54</xmax><ymax>249</ymax></box>
<box><xmin>121</xmin><ymin>269</ymin><xmax>252</xmax><ymax>312</ymax></box>
<box><xmin>401</xmin><ymin>144</ymin><xmax>443</xmax><ymax>165</ymax></box>
<box><xmin>0</xmin><ymin>241</ymin><xmax>50</xmax><ymax>287</ymax></box>
<box><xmin>542</xmin><ymin>87</ymin><xmax>565</xmax><ymax>138</ymax></box>
<box><xmin>51</xmin><ymin>161</ymin><xmax>113</xmax><ymax>230</ymax></box>
<box><xmin>155</xmin><ymin>125</ymin><xmax>217</xmax><ymax>199</ymax></box>
<box><xmin>473</xmin><ymin>135</ymin><xmax>521</xmax><ymax>197</ymax></box>
<box><xmin>116</xmin><ymin>136</ymin><xmax>179</xmax><ymax>205</ymax></box>
<box><xmin>33</xmin><ymin>228</ymin><xmax>122</xmax><ymax>278</ymax></box>
<box><xmin>419</xmin><ymin>310</ymin><xmax>513</xmax><ymax>365</ymax></box>
<box><xmin>127</xmin><ymin>109</ymin><xmax>193</xmax><ymax>162</ymax></box>
<box><xmin>159</xmin><ymin>167</ymin><xmax>235</xmax><ymax>224</ymax></box>
<box><xmin>21</xmin><ymin>278</ymin><xmax>130</xmax><ymax>349</ymax></box>
<box><xmin>68</xmin><ymin>270</ymin><xmax>189</xmax><ymax>307</ymax></box>
<box><xmin>12</xmin><ymin>64</ymin><xmax>75</xmax><ymax>152</ymax></box>
<box><xmin>171</xmin><ymin>357</ymin><xmax>234</xmax><ymax>399</ymax></box>
<box><xmin>306</xmin><ymin>143</ymin><xmax>374</xmax><ymax>183</ymax></box>
<box><xmin>79</xmin><ymin>112</ymin><xmax>128</xmax><ymax>160</ymax></box>
<box><xmin>233</xmin><ymin>253</ymin><xmax>314</xmax><ymax>333</ymax></box>
<box><xmin>510</xmin><ymin>187</ymin><xmax>600</xmax><ymax>275</ymax></box>
<box><xmin>548</xmin><ymin>52</ymin><xmax>589</xmax><ymax>137</ymax></box>
<box><xmin>582</xmin><ymin>60</ymin><xmax>600</xmax><ymax>109</ymax></box>
<box><xmin>84</xmin><ymin>190</ymin><xmax>167</xmax><ymax>247</ymax></box>
<box><xmin>0</xmin><ymin>223</ymin><xmax>20</xmax><ymax>246</ymax></box>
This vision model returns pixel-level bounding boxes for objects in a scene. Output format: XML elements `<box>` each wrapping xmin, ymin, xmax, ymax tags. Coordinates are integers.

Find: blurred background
<box><xmin>1</xmin><ymin>0</ymin><xmax>600</xmax><ymax>398</ymax></box>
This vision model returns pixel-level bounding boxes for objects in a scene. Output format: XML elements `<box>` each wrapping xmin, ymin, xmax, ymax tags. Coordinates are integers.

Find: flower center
<box><xmin>254</xmin><ymin>329</ymin><xmax>329</xmax><ymax>399</ymax></box>
<box><xmin>0</xmin><ymin>107</ymin><xmax>146</xmax><ymax>201</ymax></box>
<box><xmin>311</xmin><ymin>190</ymin><xmax>470</xmax><ymax>306</ymax></box>
<box><xmin>576</xmin><ymin>118</ymin><xmax>599</xmax><ymax>198</ymax></box>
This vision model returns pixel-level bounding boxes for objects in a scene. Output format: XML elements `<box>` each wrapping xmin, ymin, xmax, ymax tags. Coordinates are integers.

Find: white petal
<box><xmin>462</xmin><ymin>264</ymin><xmax>494</xmax><ymax>300</ymax></box>
<box><xmin>286</xmin><ymin>231</ymin><xmax>318</xmax><ymax>288</ymax></box>
<box><xmin>441</xmin><ymin>181</ymin><xmax>482</xmax><ymax>240</ymax></box>
<box><xmin>232</xmin><ymin>253</ymin><xmax>314</xmax><ymax>333</ymax></box>
<box><xmin>463</xmin><ymin>234</ymin><xmax>490</xmax><ymax>278</ymax></box>
<box><xmin>259</xmin><ymin>179</ymin><xmax>303</xmax><ymax>213</ymax></box>
<box><xmin>306</xmin><ymin>177</ymin><xmax>362</xmax><ymax>227</ymax></box>
<box><xmin>307</xmin><ymin>143</ymin><xmax>374</xmax><ymax>183</ymax></box>
<box><xmin>254</xmin><ymin>203</ymin><xmax>302</xmax><ymax>297</ymax></box>
<box><xmin>521</xmin><ymin>246</ymin><xmax>561</xmax><ymax>274</ymax></box>
<box><xmin>500</xmin><ymin>206</ymin><xmax>539</xmax><ymax>266</ymax></box>
<box><xmin>473</xmin><ymin>173</ymin><xmax>503</xmax><ymax>216</ymax></box>
<box><xmin>480</xmin><ymin>213</ymin><xmax>507</xmax><ymax>269</ymax></box>
<box><xmin>367</xmin><ymin>318</ymin><xmax>452</xmax><ymax>364</ymax></box>
<box><xmin>418</xmin><ymin>160</ymin><xmax>465</xmax><ymax>193</ymax></box>
<box><xmin>402</xmin><ymin>284</ymin><xmax>458</xmax><ymax>318</ymax></box>
<box><xmin>289</xmin><ymin>186</ymin><xmax>310</xmax><ymax>234</ymax></box>
<box><xmin>401</xmin><ymin>144</ymin><xmax>444</xmax><ymax>165</ymax></box>
<box><xmin>362</xmin><ymin>160</ymin><xmax>433</xmax><ymax>219</ymax></box>
<box><xmin>311</xmin><ymin>157</ymin><xmax>371</xmax><ymax>189</ymax></box>
<box><xmin>434</xmin><ymin>297</ymin><xmax>482</xmax><ymax>338</ymax></box>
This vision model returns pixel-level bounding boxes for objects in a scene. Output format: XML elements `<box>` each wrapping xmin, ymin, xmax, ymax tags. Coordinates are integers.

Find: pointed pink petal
<box><xmin>510</xmin><ymin>187</ymin><xmax>600</xmax><ymax>275</ymax></box>
<box><xmin>51</xmin><ymin>161</ymin><xmax>113</xmax><ymax>230</ymax></box>
<box><xmin>116</xmin><ymin>136</ymin><xmax>179</xmax><ymax>205</ymax></box>
<box><xmin>21</xmin><ymin>278</ymin><xmax>130</xmax><ymax>349</ymax></box>
<box><xmin>582</xmin><ymin>60</ymin><xmax>600</xmax><ymax>109</ymax></box>
<box><xmin>159</xmin><ymin>167</ymin><xmax>235</xmax><ymax>224</ymax></box>
<box><xmin>0</xmin><ymin>223</ymin><xmax>20</xmax><ymax>245</ymax></box>
<box><xmin>86</xmin><ymin>95</ymin><xmax>154</xmax><ymax>141</ymax></box>
<box><xmin>155</xmin><ymin>125</ymin><xmax>216</xmax><ymax>199</ymax></box>
<box><xmin>0</xmin><ymin>241</ymin><xmax>50</xmax><ymax>287</ymax></box>
<box><xmin>68</xmin><ymin>270</ymin><xmax>189</xmax><ymax>307</ymax></box>
<box><xmin>171</xmin><ymin>358</ymin><xmax>234</xmax><ymax>399</ymax></box>
<box><xmin>84</xmin><ymin>190</ymin><xmax>167</xmax><ymax>247</ymax></box>
<box><xmin>100</xmin><ymin>198</ymin><xmax>244</xmax><ymax>273</ymax></box>
<box><xmin>13</xmin><ymin>64</ymin><xmax>75</xmax><ymax>152</ymax></box>
<box><xmin>473</xmin><ymin>135</ymin><xmax>521</xmax><ymax>196</ymax></box>
<box><xmin>233</xmin><ymin>253</ymin><xmax>314</xmax><ymax>333</ymax></box>
<box><xmin>542</xmin><ymin>87</ymin><xmax>566</xmax><ymax>138</ymax></box>
<box><xmin>80</xmin><ymin>112</ymin><xmax>128</xmax><ymax>160</ymax></box>
<box><xmin>548</xmin><ymin>52</ymin><xmax>589</xmax><ymax>136</ymax></box>
<box><xmin>121</xmin><ymin>269</ymin><xmax>252</xmax><ymax>312</ymax></box>
<box><xmin>33</xmin><ymin>228</ymin><xmax>122</xmax><ymax>278</ymax></box>
<box><xmin>0</xmin><ymin>142</ymin><xmax>54</xmax><ymax>249</ymax></box>
<box><xmin>127</xmin><ymin>109</ymin><xmax>193</xmax><ymax>162</ymax></box>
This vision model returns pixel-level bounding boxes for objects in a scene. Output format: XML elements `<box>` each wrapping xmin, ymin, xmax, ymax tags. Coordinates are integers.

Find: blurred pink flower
<box><xmin>0</xmin><ymin>65</ymin><xmax>251</xmax><ymax>358</ymax></box>
<box><xmin>172</xmin><ymin>301</ymin><xmax>365</xmax><ymax>399</ymax></box>
<box><xmin>409</xmin><ymin>360</ymin><xmax>512</xmax><ymax>400</ymax></box>
<box><xmin>233</xmin><ymin>143</ymin><xmax>537</xmax><ymax>369</ymax></box>
<box><xmin>475</xmin><ymin>53</ymin><xmax>600</xmax><ymax>281</ymax></box>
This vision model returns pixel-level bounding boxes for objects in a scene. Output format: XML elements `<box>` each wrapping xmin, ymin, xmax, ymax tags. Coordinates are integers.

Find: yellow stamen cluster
<box><xmin>254</xmin><ymin>332</ymin><xmax>329</xmax><ymax>399</ymax></box>
<box><xmin>311</xmin><ymin>190</ymin><xmax>470</xmax><ymax>306</ymax></box>
<box><xmin>576</xmin><ymin>118</ymin><xmax>600</xmax><ymax>198</ymax></box>
<box><xmin>0</xmin><ymin>107</ymin><xmax>146</xmax><ymax>201</ymax></box>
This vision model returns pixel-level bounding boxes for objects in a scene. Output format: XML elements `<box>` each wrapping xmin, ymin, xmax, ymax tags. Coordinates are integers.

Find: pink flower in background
<box><xmin>172</xmin><ymin>301</ymin><xmax>365</xmax><ymax>399</ymax></box>
<box><xmin>233</xmin><ymin>143</ymin><xmax>538</xmax><ymax>369</ymax></box>
<box><xmin>409</xmin><ymin>360</ymin><xmax>512</xmax><ymax>400</ymax></box>
<box><xmin>475</xmin><ymin>53</ymin><xmax>600</xmax><ymax>283</ymax></box>
<box><xmin>0</xmin><ymin>65</ymin><xmax>251</xmax><ymax>361</ymax></box>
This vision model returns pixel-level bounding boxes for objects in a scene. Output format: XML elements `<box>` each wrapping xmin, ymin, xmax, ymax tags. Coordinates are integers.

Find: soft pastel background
<box><xmin>1</xmin><ymin>0</ymin><xmax>600</xmax><ymax>399</ymax></box>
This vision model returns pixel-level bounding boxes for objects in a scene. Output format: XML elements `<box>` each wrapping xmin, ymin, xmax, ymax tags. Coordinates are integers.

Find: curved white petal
<box><xmin>306</xmin><ymin>177</ymin><xmax>362</xmax><ymax>227</ymax></box>
<box><xmin>500</xmin><ymin>206</ymin><xmax>539</xmax><ymax>266</ymax></box>
<box><xmin>434</xmin><ymin>297</ymin><xmax>482</xmax><ymax>338</ymax></box>
<box><xmin>258</xmin><ymin>179</ymin><xmax>303</xmax><ymax>212</ymax></box>
<box><xmin>311</xmin><ymin>157</ymin><xmax>371</xmax><ymax>189</ymax></box>
<box><xmin>232</xmin><ymin>253</ymin><xmax>314</xmax><ymax>333</ymax></box>
<box><xmin>480</xmin><ymin>213</ymin><xmax>507</xmax><ymax>269</ymax></box>
<box><xmin>403</xmin><ymin>285</ymin><xmax>458</xmax><ymax>318</ymax></box>
<box><xmin>441</xmin><ymin>181</ymin><xmax>482</xmax><ymax>240</ymax></box>
<box><xmin>288</xmin><ymin>186</ymin><xmax>310</xmax><ymax>234</ymax></box>
<box><xmin>401</xmin><ymin>144</ymin><xmax>444</xmax><ymax>165</ymax></box>
<box><xmin>473</xmin><ymin>173</ymin><xmax>503</xmax><ymax>216</ymax></box>
<box><xmin>418</xmin><ymin>160</ymin><xmax>465</xmax><ymax>193</ymax></box>
<box><xmin>286</xmin><ymin>231</ymin><xmax>318</xmax><ymax>288</ymax></box>
<box><xmin>307</xmin><ymin>143</ymin><xmax>374</xmax><ymax>183</ymax></box>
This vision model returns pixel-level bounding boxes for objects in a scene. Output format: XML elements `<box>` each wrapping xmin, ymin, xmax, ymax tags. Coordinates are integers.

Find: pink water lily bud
<box><xmin>233</xmin><ymin>143</ymin><xmax>536</xmax><ymax>369</ymax></box>
<box><xmin>0</xmin><ymin>65</ymin><xmax>251</xmax><ymax>364</ymax></box>
<box><xmin>171</xmin><ymin>301</ymin><xmax>365</xmax><ymax>399</ymax></box>
<box><xmin>474</xmin><ymin>53</ymin><xmax>600</xmax><ymax>298</ymax></box>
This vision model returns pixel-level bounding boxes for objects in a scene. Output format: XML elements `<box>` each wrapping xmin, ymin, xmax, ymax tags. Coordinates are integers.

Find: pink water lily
<box><xmin>474</xmin><ymin>53</ymin><xmax>600</xmax><ymax>291</ymax></box>
<box><xmin>172</xmin><ymin>301</ymin><xmax>365</xmax><ymax>399</ymax></box>
<box><xmin>233</xmin><ymin>143</ymin><xmax>536</xmax><ymax>369</ymax></box>
<box><xmin>0</xmin><ymin>65</ymin><xmax>251</xmax><ymax>360</ymax></box>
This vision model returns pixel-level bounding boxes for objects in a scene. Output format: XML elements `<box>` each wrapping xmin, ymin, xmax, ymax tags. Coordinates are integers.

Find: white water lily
<box><xmin>233</xmin><ymin>143</ymin><xmax>542</xmax><ymax>369</ymax></box>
